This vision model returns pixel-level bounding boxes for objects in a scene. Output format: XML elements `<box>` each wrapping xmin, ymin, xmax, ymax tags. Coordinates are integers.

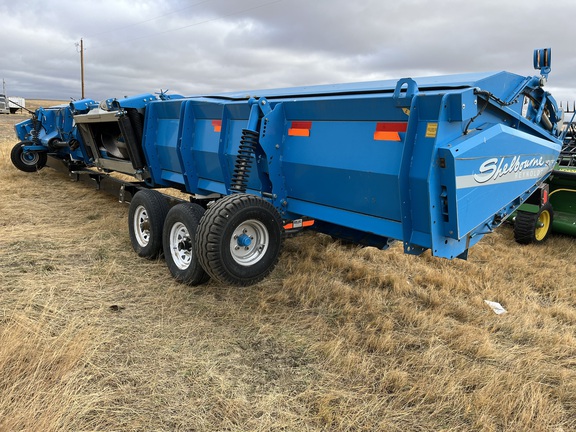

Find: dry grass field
<box><xmin>1</xmin><ymin>101</ymin><xmax>575</xmax><ymax>431</ymax></box>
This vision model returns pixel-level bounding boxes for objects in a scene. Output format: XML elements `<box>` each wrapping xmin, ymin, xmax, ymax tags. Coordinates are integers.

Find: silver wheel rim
<box><xmin>230</xmin><ymin>219</ymin><xmax>269</xmax><ymax>266</ymax></box>
<box><xmin>169</xmin><ymin>222</ymin><xmax>192</xmax><ymax>270</ymax></box>
<box><xmin>22</xmin><ymin>151</ymin><xmax>39</xmax><ymax>165</ymax></box>
<box><xmin>133</xmin><ymin>205</ymin><xmax>150</xmax><ymax>247</ymax></box>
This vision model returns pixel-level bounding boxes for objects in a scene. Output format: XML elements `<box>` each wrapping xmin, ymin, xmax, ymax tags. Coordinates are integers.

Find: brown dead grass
<box><xmin>1</xmin><ymin>102</ymin><xmax>575</xmax><ymax>431</ymax></box>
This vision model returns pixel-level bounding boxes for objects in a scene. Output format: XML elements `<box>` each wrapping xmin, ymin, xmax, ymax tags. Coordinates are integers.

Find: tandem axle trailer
<box><xmin>11</xmin><ymin>49</ymin><xmax>563</xmax><ymax>286</ymax></box>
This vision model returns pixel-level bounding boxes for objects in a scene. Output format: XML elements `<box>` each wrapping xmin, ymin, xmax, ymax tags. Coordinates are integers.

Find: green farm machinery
<box><xmin>514</xmin><ymin>108</ymin><xmax>576</xmax><ymax>243</ymax></box>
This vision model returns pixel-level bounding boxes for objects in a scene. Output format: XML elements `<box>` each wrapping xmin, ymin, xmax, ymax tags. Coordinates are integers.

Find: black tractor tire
<box><xmin>514</xmin><ymin>203</ymin><xmax>553</xmax><ymax>244</ymax></box>
<box><xmin>162</xmin><ymin>203</ymin><xmax>210</xmax><ymax>286</ymax></box>
<box><xmin>196</xmin><ymin>194</ymin><xmax>284</xmax><ymax>286</ymax></box>
<box><xmin>10</xmin><ymin>141</ymin><xmax>47</xmax><ymax>172</ymax></box>
<box><xmin>128</xmin><ymin>190</ymin><xmax>170</xmax><ymax>259</ymax></box>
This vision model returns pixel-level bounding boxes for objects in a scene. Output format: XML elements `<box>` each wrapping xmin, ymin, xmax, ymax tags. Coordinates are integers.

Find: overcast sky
<box><xmin>2</xmin><ymin>0</ymin><xmax>576</xmax><ymax>107</ymax></box>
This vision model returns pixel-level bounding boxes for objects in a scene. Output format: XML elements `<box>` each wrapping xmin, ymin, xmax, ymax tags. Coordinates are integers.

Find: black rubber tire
<box><xmin>196</xmin><ymin>194</ymin><xmax>284</xmax><ymax>286</ymax></box>
<box><xmin>162</xmin><ymin>203</ymin><xmax>210</xmax><ymax>286</ymax></box>
<box><xmin>128</xmin><ymin>189</ymin><xmax>170</xmax><ymax>259</ymax></box>
<box><xmin>10</xmin><ymin>141</ymin><xmax>47</xmax><ymax>172</ymax></box>
<box><xmin>514</xmin><ymin>203</ymin><xmax>553</xmax><ymax>244</ymax></box>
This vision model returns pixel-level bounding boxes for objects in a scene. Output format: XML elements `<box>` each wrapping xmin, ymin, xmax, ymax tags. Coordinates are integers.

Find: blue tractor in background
<box><xmin>11</xmin><ymin>49</ymin><xmax>563</xmax><ymax>286</ymax></box>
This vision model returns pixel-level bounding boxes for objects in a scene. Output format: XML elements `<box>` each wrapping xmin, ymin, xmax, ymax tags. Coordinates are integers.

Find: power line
<box><xmin>88</xmin><ymin>0</ymin><xmax>284</xmax><ymax>47</ymax></box>
<box><xmin>50</xmin><ymin>0</ymin><xmax>284</xmax><ymax>98</ymax></box>
<box><xmin>53</xmin><ymin>2</ymin><xmax>216</xmax><ymax>58</ymax></box>
<box><xmin>82</xmin><ymin>0</ymin><xmax>214</xmax><ymax>39</ymax></box>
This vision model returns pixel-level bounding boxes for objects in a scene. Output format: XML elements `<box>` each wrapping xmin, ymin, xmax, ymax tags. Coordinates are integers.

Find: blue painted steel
<box><xmin>104</xmin><ymin>92</ymin><xmax>183</xmax><ymax>110</ymax></box>
<box><xmin>70</xmin><ymin>99</ymin><xmax>99</xmax><ymax>114</ymax></box>
<box><xmin>134</xmin><ymin>66</ymin><xmax>561</xmax><ymax>259</ymax></box>
<box><xmin>13</xmin><ymin>92</ymin><xmax>185</xmax><ymax>172</ymax></box>
<box><xmin>15</xmin><ymin>50</ymin><xmax>563</xmax><ymax>261</ymax></box>
<box><xmin>534</xmin><ymin>48</ymin><xmax>551</xmax><ymax>78</ymax></box>
<box><xmin>237</xmin><ymin>234</ymin><xmax>252</xmax><ymax>247</ymax></box>
<box><xmin>14</xmin><ymin>100</ymin><xmax>95</xmax><ymax>162</ymax></box>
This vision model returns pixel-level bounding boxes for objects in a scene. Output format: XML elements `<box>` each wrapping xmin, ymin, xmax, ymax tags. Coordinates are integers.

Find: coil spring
<box><xmin>231</xmin><ymin>128</ymin><xmax>259</xmax><ymax>192</ymax></box>
<box><xmin>31</xmin><ymin>115</ymin><xmax>42</xmax><ymax>146</ymax></box>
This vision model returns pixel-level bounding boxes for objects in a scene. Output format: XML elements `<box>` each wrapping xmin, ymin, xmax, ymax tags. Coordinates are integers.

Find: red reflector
<box><xmin>376</xmin><ymin>122</ymin><xmax>408</xmax><ymax>132</ymax></box>
<box><xmin>288</xmin><ymin>121</ymin><xmax>312</xmax><ymax>137</ymax></box>
<box><xmin>283</xmin><ymin>219</ymin><xmax>315</xmax><ymax>230</ymax></box>
<box><xmin>212</xmin><ymin>120</ymin><xmax>222</xmax><ymax>132</ymax></box>
<box><xmin>374</xmin><ymin>122</ymin><xmax>407</xmax><ymax>141</ymax></box>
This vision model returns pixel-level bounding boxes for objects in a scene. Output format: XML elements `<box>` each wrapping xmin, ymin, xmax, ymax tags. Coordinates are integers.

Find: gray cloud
<box><xmin>2</xmin><ymin>0</ymin><xmax>575</xmax><ymax>106</ymax></box>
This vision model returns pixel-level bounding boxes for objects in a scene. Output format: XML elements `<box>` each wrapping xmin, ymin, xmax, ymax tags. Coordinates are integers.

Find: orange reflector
<box><xmin>288</xmin><ymin>121</ymin><xmax>312</xmax><ymax>137</ymax></box>
<box><xmin>374</xmin><ymin>122</ymin><xmax>407</xmax><ymax>141</ymax></box>
<box><xmin>374</xmin><ymin>131</ymin><xmax>401</xmax><ymax>141</ymax></box>
<box><xmin>283</xmin><ymin>219</ymin><xmax>315</xmax><ymax>230</ymax></box>
<box><xmin>212</xmin><ymin>120</ymin><xmax>222</xmax><ymax>132</ymax></box>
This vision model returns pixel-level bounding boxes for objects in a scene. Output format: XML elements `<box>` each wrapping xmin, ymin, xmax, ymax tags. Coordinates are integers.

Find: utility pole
<box><xmin>80</xmin><ymin>38</ymin><xmax>85</xmax><ymax>99</ymax></box>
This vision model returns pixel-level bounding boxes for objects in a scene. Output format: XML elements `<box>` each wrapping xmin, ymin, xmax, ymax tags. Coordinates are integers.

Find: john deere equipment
<box><xmin>513</xmin><ymin>108</ymin><xmax>576</xmax><ymax>243</ymax></box>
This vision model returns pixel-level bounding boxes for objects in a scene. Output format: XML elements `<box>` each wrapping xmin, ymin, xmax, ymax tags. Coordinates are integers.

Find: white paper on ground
<box><xmin>484</xmin><ymin>300</ymin><xmax>507</xmax><ymax>315</ymax></box>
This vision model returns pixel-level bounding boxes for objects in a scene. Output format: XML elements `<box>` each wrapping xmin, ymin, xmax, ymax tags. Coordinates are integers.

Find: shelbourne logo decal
<box><xmin>473</xmin><ymin>155</ymin><xmax>552</xmax><ymax>183</ymax></box>
<box><xmin>455</xmin><ymin>155</ymin><xmax>555</xmax><ymax>189</ymax></box>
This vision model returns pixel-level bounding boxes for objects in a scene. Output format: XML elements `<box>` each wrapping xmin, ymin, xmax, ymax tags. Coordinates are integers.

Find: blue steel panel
<box><xmin>188</xmin><ymin>120</ymin><xmax>223</xmax><ymax>189</ymax></box>
<box><xmin>406</xmin><ymin>93</ymin><xmax>468</xmax><ymax>241</ymax></box>
<box><xmin>279</xmin><ymin>94</ymin><xmax>409</xmax><ymax>122</ymax></box>
<box><xmin>176</xmin><ymin>99</ymin><xmax>232</xmax><ymax>194</ymax></box>
<box><xmin>282</xmin><ymin>121</ymin><xmax>404</xmax><ymax>221</ymax></box>
<box><xmin>212</xmin><ymin>71</ymin><xmax>511</xmax><ymax>100</ymax></box>
<box><xmin>132</xmin><ymin>67</ymin><xmax>562</xmax><ymax>256</ymax></box>
<box><xmin>287</xmin><ymin>198</ymin><xmax>404</xmax><ymax>241</ymax></box>
<box><xmin>104</xmin><ymin>93</ymin><xmax>157</xmax><ymax>110</ymax></box>
<box><xmin>177</xmin><ymin>100</ymin><xmax>225</xmax><ymax>195</ymax></box>
<box><xmin>175</xmin><ymin>101</ymin><xmax>197</xmax><ymax>192</ymax></box>
<box><xmin>143</xmin><ymin>100</ymin><xmax>184</xmax><ymax>187</ymax></box>
<box><xmin>438</xmin><ymin>124</ymin><xmax>559</xmax><ymax>240</ymax></box>
<box><xmin>156</xmin><ymin>119</ymin><xmax>182</xmax><ymax>182</ymax></box>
